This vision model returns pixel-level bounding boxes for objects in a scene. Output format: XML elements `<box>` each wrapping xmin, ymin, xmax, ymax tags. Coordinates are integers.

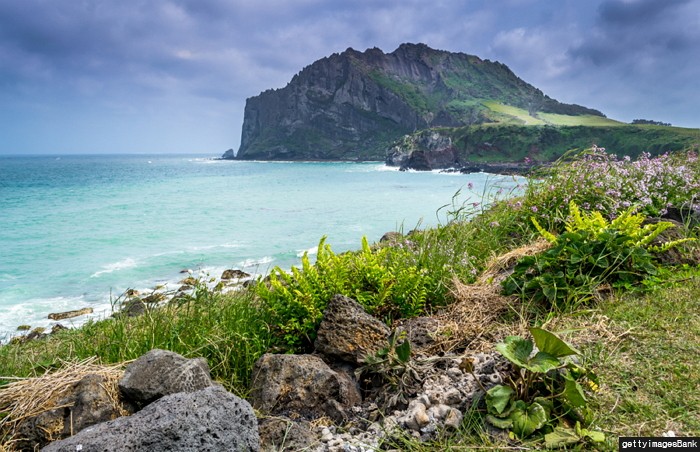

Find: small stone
<box><xmin>411</xmin><ymin>402</ymin><xmax>429</xmax><ymax>429</ymax></box>
<box><xmin>428</xmin><ymin>404</ymin><xmax>451</xmax><ymax>421</ymax></box>
<box><xmin>447</xmin><ymin>367</ymin><xmax>463</xmax><ymax>379</ymax></box>
<box><xmin>50</xmin><ymin>324</ymin><xmax>68</xmax><ymax>334</ymax></box>
<box><xmin>16</xmin><ymin>325</ymin><xmax>31</xmax><ymax>331</ymax></box>
<box><xmin>444</xmin><ymin>407</ymin><xmax>463</xmax><ymax>429</ymax></box>
<box><xmin>416</xmin><ymin>394</ymin><xmax>431</xmax><ymax>407</ymax></box>
<box><xmin>321</xmin><ymin>431</ymin><xmax>334</xmax><ymax>442</ymax></box>
<box><xmin>442</xmin><ymin>387</ymin><xmax>462</xmax><ymax>406</ymax></box>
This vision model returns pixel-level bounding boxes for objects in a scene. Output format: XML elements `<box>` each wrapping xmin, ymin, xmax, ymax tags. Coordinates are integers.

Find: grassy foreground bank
<box><xmin>1</xmin><ymin>148</ymin><xmax>699</xmax><ymax>450</ymax></box>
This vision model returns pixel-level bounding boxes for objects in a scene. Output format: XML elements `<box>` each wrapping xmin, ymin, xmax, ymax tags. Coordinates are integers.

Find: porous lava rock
<box><xmin>250</xmin><ymin>353</ymin><xmax>361</xmax><ymax>423</ymax></box>
<box><xmin>42</xmin><ymin>386</ymin><xmax>259</xmax><ymax>452</ymax></box>
<box><xmin>314</xmin><ymin>294</ymin><xmax>390</xmax><ymax>365</ymax></box>
<box><xmin>118</xmin><ymin>349</ymin><xmax>213</xmax><ymax>408</ymax></box>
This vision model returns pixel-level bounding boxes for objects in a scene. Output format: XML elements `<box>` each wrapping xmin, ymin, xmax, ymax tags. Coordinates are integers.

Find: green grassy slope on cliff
<box><xmin>444</xmin><ymin>122</ymin><xmax>700</xmax><ymax>162</ymax></box>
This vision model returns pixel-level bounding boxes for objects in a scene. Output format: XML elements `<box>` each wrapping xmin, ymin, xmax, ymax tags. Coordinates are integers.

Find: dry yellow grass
<box><xmin>428</xmin><ymin>239</ymin><xmax>552</xmax><ymax>354</ymax></box>
<box><xmin>0</xmin><ymin>357</ymin><xmax>130</xmax><ymax>451</ymax></box>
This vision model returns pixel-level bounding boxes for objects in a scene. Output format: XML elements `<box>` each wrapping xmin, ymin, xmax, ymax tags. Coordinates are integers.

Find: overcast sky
<box><xmin>1</xmin><ymin>0</ymin><xmax>698</xmax><ymax>155</ymax></box>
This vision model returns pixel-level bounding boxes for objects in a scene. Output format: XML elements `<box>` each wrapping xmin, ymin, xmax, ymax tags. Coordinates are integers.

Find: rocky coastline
<box><xmin>3</xmin><ymin>290</ymin><xmax>511</xmax><ymax>452</ymax></box>
<box><xmin>384</xmin><ymin>130</ymin><xmax>540</xmax><ymax>174</ymax></box>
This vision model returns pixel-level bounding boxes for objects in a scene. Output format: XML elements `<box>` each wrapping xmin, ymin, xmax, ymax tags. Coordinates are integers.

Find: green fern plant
<box><xmin>254</xmin><ymin>236</ymin><xmax>438</xmax><ymax>352</ymax></box>
<box><xmin>505</xmin><ymin>202</ymin><xmax>693</xmax><ymax>309</ymax></box>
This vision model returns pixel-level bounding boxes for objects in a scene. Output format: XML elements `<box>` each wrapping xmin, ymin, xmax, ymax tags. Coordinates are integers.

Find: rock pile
<box><xmin>253</xmin><ymin>294</ymin><xmax>509</xmax><ymax>451</ymax></box>
<box><xmin>11</xmin><ymin>294</ymin><xmax>508</xmax><ymax>451</ymax></box>
<box><xmin>22</xmin><ymin>349</ymin><xmax>259</xmax><ymax>451</ymax></box>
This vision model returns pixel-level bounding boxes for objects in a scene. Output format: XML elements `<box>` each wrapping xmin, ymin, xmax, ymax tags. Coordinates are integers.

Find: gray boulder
<box><xmin>314</xmin><ymin>294</ymin><xmax>390</xmax><ymax>365</ymax></box>
<box><xmin>42</xmin><ymin>386</ymin><xmax>259</xmax><ymax>452</ymax></box>
<box><xmin>250</xmin><ymin>353</ymin><xmax>361</xmax><ymax>423</ymax></box>
<box><xmin>17</xmin><ymin>374</ymin><xmax>124</xmax><ymax>450</ymax></box>
<box><xmin>119</xmin><ymin>349</ymin><xmax>213</xmax><ymax>408</ymax></box>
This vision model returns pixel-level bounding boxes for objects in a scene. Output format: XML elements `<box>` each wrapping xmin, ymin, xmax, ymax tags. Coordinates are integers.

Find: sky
<box><xmin>1</xmin><ymin>0</ymin><xmax>698</xmax><ymax>155</ymax></box>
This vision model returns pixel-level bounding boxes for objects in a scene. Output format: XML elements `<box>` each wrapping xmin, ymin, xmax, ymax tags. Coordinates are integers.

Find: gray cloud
<box><xmin>0</xmin><ymin>0</ymin><xmax>697</xmax><ymax>154</ymax></box>
<box><xmin>570</xmin><ymin>0</ymin><xmax>700</xmax><ymax>68</ymax></box>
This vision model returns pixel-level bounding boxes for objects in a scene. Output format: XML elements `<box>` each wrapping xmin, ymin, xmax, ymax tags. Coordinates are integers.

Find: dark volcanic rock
<box><xmin>395</xmin><ymin>316</ymin><xmax>441</xmax><ymax>353</ymax></box>
<box><xmin>314</xmin><ymin>294</ymin><xmax>390</xmax><ymax>365</ymax></box>
<box><xmin>42</xmin><ymin>386</ymin><xmax>259</xmax><ymax>452</ymax></box>
<box><xmin>663</xmin><ymin>204</ymin><xmax>700</xmax><ymax>227</ymax></box>
<box><xmin>119</xmin><ymin>349</ymin><xmax>214</xmax><ymax>408</ymax></box>
<box><xmin>644</xmin><ymin>218</ymin><xmax>700</xmax><ymax>266</ymax></box>
<box><xmin>250</xmin><ymin>353</ymin><xmax>361</xmax><ymax>423</ymax></box>
<box><xmin>18</xmin><ymin>374</ymin><xmax>125</xmax><ymax>450</ymax></box>
<box><xmin>221</xmin><ymin>268</ymin><xmax>250</xmax><ymax>280</ymax></box>
<box><xmin>48</xmin><ymin>307</ymin><xmax>93</xmax><ymax>320</ymax></box>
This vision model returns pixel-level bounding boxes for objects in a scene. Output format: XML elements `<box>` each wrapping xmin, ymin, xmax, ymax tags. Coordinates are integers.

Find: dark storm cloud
<box><xmin>570</xmin><ymin>0</ymin><xmax>699</xmax><ymax>68</ymax></box>
<box><xmin>0</xmin><ymin>0</ymin><xmax>698</xmax><ymax>154</ymax></box>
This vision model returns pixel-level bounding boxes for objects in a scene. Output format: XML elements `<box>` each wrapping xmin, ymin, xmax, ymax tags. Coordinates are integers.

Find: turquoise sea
<box><xmin>0</xmin><ymin>154</ymin><xmax>519</xmax><ymax>338</ymax></box>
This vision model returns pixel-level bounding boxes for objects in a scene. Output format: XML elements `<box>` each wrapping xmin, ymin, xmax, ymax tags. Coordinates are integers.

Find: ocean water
<box><xmin>0</xmin><ymin>154</ymin><xmax>519</xmax><ymax>337</ymax></box>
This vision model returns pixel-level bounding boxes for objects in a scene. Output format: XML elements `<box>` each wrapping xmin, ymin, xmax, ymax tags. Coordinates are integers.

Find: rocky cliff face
<box><xmin>230</xmin><ymin>43</ymin><xmax>602</xmax><ymax>161</ymax></box>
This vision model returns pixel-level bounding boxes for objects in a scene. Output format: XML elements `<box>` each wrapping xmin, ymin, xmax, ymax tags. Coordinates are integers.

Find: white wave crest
<box><xmin>296</xmin><ymin>246</ymin><xmax>318</xmax><ymax>257</ymax></box>
<box><xmin>91</xmin><ymin>258</ymin><xmax>138</xmax><ymax>278</ymax></box>
<box><xmin>239</xmin><ymin>256</ymin><xmax>274</xmax><ymax>268</ymax></box>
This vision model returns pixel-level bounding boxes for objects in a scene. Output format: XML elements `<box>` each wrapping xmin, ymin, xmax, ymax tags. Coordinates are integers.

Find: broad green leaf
<box><xmin>485</xmin><ymin>414</ymin><xmax>513</xmax><ymax>429</ymax></box>
<box><xmin>496</xmin><ymin>336</ymin><xmax>533</xmax><ymax>368</ymax></box>
<box><xmin>511</xmin><ymin>401</ymin><xmax>548</xmax><ymax>439</ymax></box>
<box><xmin>563</xmin><ymin>376</ymin><xmax>587</xmax><ymax>407</ymax></box>
<box><xmin>534</xmin><ymin>396</ymin><xmax>553</xmax><ymax>418</ymax></box>
<box><xmin>395</xmin><ymin>339</ymin><xmax>411</xmax><ymax>363</ymax></box>
<box><xmin>582</xmin><ymin>429</ymin><xmax>605</xmax><ymax>443</ymax></box>
<box><xmin>545</xmin><ymin>426</ymin><xmax>581</xmax><ymax>448</ymax></box>
<box><xmin>574</xmin><ymin>421</ymin><xmax>605</xmax><ymax>442</ymax></box>
<box><xmin>524</xmin><ymin>351</ymin><xmax>559</xmax><ymax>373</ymax></box>
<box><xmin>530</xmin><ymin>327</ymin><xmax>581</xmax><ymax>358</ymax></box>
<box><xmin>542</xmin><ymin>284</ymin><xmax>558</xmax><ymax>302</ymax></box>
<box><xmin>486</xmin><ymin>385</ymin><xmax>514</xmax><ymax>415</ymax></box>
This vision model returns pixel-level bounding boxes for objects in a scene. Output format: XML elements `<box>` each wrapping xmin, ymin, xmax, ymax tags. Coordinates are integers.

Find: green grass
<box><xmin>537</xmin><ymin>112</ymin><xmax>624</xmax><ymax>126</ymax></box>
<box><xmin>584</xmin><ymin>278</ymin><xmax>700</xmax><ymax>438</ymax></box>
<box><xmin>483</xmin><ymin>101</ymin><xmax>546</xmax><ymax>125</ymax></box>
<box><xmin>481</xmin><ymin>101</ymin><xmax>625</xmax><ymax>127</ymax></box>
<box><xmin>0</xmin><ymin>285</ymin><xmax>272</xmax><ymax>397</ymax></box>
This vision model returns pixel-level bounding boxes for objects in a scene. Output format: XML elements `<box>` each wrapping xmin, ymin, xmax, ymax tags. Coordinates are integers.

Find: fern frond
<box><xmin>532</xmin><ymin>216</ymin><xmax>558</xmax><ymax>243</ymax></box>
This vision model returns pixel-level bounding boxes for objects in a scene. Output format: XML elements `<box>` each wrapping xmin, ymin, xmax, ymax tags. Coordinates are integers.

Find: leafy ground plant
<box><xmin>355</xmin><ymin>330</ymin><xmax>420</xmax><ymax>408</ymax></box>
<box><xmin>503</xmin><ymin>201</ymin><xmax>691</xmax><ymax>310</ymax></box>
<box><xmin>485</xmin><ymin>327</ymin><xmax>603</xmax><ymax>448</ymax></box>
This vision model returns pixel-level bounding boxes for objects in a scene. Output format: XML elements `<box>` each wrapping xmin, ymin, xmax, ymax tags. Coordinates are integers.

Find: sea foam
<box><xmin>91</xmin><ymin>257</ymin><xmax>138</xmax><ymax>278</ymax></box>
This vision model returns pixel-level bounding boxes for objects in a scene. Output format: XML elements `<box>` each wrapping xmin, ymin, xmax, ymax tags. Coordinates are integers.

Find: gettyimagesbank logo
<box><xmin>619</xmin><ymin>437</ymin><xmax>699</xmax><ymax>451</ymax></box>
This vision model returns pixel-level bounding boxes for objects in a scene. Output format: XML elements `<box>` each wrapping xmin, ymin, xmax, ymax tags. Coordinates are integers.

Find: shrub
<box><xmin>503</xmin><ymin>202</ymin><xmax>689</xmax><ymax>310</ymax></box>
